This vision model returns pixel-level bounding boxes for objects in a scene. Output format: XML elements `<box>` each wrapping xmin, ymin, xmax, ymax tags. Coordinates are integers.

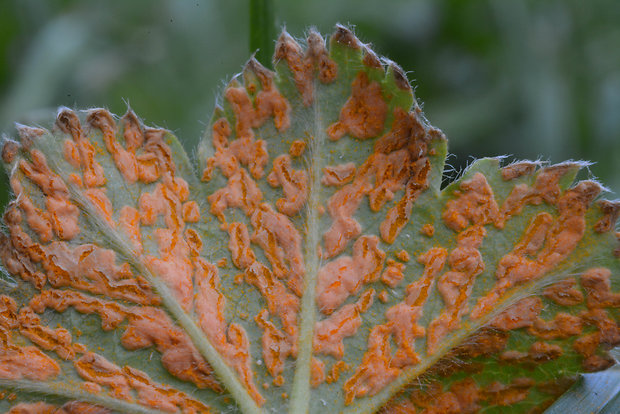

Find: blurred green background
<box><xmin>1</xmin><ymin>0</ymin><xmax>619</xmax><ymax>212</ymax></box>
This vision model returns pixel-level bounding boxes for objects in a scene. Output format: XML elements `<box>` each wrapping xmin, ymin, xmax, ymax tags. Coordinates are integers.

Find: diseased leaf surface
<box><xmin>0</xmin><ymin>26</ymin><xmax>618</xmax><ymax>414</ymax></box>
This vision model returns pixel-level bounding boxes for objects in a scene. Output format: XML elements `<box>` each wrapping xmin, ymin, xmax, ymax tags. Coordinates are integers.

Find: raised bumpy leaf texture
<box><xmin>0</xmin><ymin>26</ymin><xmax>619</xmax><ymax>414</ymax></box>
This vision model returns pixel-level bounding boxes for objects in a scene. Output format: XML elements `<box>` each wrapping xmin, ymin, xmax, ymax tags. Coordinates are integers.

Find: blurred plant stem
<box><xmin>249</xmin><ymin>0</ymin><xmax>275</xmax><ymax>68</ymax></box>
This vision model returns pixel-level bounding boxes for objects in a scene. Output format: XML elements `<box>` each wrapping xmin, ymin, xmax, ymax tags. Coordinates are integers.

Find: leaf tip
<box><xmin>331</xmin><ymin>24</ymin><xmax>361</xmax><ymax>50</ymax></box>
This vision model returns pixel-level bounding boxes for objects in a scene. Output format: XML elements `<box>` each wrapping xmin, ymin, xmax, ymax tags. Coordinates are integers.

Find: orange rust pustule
<box><xmin>313</xmin><ymin>289</ymin><xmax>374</xmax><ymax>359</ymax></box>
<box><xmin>9</xmin><ymin>179</ymin><xmax>52</xmax><ymax>243</ymax></box>
<box><xmin>332</xmin><ymin>25</ymin><xmax>362</xmax><ymax>50</ymax></box>
<box><xmin>321</xmin><ymin>163</ymin><xmax>356</xmax><ymax>187</ymax></box>
<box><xmin>75</xmin><ymin>352</ymin><xmax>212</xmax><ymax>413</ymax></box>
<box><xmin>380</xmin><ymin>158</ymin><xmax>431</xmax><ymax>244</ymax></box>
<box><xmin>17</xmin><ymin>307</ymin><xmax>76</xmax><ymax>360</ymax></box>
<box><xmin>30</xmin><ymin>289</ymin><xmax>222</xmax><ymax>392</ymax></box>
<box><xmin>501</xmin><ymin>161</ymin><xmax>538</xmax><ymax>181</ymax></box>
<box><xmin>495</xmin><ymin>163</ymin><xmax>583</xmax><ymax>228</ymax></box>
<box><xmin>7</xmin><ymin>402</ymin><xmax>110</xmax><ymax>414</ymax></box>
<box><xmin>343</xmin><ymin>324</ymin><xmax>401</xmax><ymax>405</ymax></box>
<box><xmin>324</xmin><ymin>149</ymin><xmax>427</xmax><ymax>256</ymax></box>
<box><xmin>471</xmin><ymin>180</ymin><xmax>602</xmax><ymax>319</ymax></box>
<box><xmin>327</xmin><ymin>71</ymin><xmax>388</xmax><ymax>141</ymax></box>
<box><xmin>581</xmin><ymin>267</ymin><xmax>620</xmax><ymax>308</ymax></box>
<box><xmin>208</xmin><ymin>168</ymin><xmax>263</xmax><ymax>223</ymax></box>
<box><xmin>543</xmin><ymin>278</ymin><xmax>584</xmax><ymax>306</ymax></box>
<box><xmin>194</xmin><ymin>258</ymin><xmax>231</xmax><ymax>346</ymax></box>
<box><xmin>274</xmin><ymin>31</ymin><xmax>337</xmax><ymax>106</ymax></box>
<box><xmin>289</xmin><ymin>140</ymin><xmax>306</xmax><ymax>157</ymax></box>
<box><xmin>427</xmin><ymin>225</ymin><xmax>486</xmax><ymax>354</ymax></box>
<box><xmin>250</xmin><ymin>203</ymin><xmax>305</xmax><ymax>296</ymax></box>
<box><xmin>16</xmin><ymin>149</ymin><xmax>80</xmax><ymax>240</ymax></box>
<box><xmin>36</xmin><ymin>242</ymin><xmax>158</xmax><ymax>305</ymax></box>
<box><xmin>55</xmin><ymin>109</ymin><xmax>106</xmax><ymax>188</ymax></box>
<box><xmin>527</xmin><ymin>312</ymin><xmax>583</xmax><ymax>339</ymax></box>
<box><xmin>483</xmin><ymin>378</ymin><xmax>535</xmax><ymax>407</ymax></box>
<box><xmin>489</xmin><ymin>297</ymin><xmax>543</xmax><ymax>330</ymax></box>
<box><xmin>227</xmin><ymin>222</ymin><xmax>256</xmax><ymax>269</ymax></box>
<box><xmin>594</xmin><ymin>200</ymin><xmax>620</xmax><ymax>233</ymax></box>
<box><xmin>245</xmin><ymin>262</ymin><xmax>299</xmax><ymax>342</ymax></box>
<box><xmin>87</xmin><ymin>109</ymin><xmax>140</xmax><ymax>184</ymax></box>
<box><xmin>316</xmin><ymin>235</ymin><xmax>385</xmax><ymax>314</ymax></box>
<box><xmin>500</xmin><ymin>342</ymin><xmax>563</xmax><ymax>366</ymax></box>
<box><xmin>255</xmin><ymin>309</ymin><xmax>295</xmax><ymax>381</ymax></box>
<box><xmin>267</xmin><ymin>154</ymin><xmax>309</xmax><ymax>216</ymax></box>
<box><xmin>0</xmin><ymin>325</ymin><xmax>60</xmax><ymax>381</ymax></box>
<box><xmin>386</xmin><ymin>248</ymin><xmax>448</xmax><ymax>367</ymax></box>
<box><xmin>310</xmin><ymin>357</ymin><xmax>326</xmax><ymax>388</ymax></box>
<box><xmin>1</xmin><ymin>209</ymin><xmax>47</xmax><ymax>289</ymax></box>
<box><xmin>380</xmin><ymin>260</ymin><xmax>405</xmax><ymax>288</ymax></box>
<box><xmin>442</xmin><ymin>173</ymin><xmax>499</xmax><ymax>232</ymax></box>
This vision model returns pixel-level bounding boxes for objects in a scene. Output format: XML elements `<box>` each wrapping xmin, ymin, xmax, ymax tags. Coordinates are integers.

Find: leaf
<box><xmin>0</xmin><ymin>26</ymin><xmax>618</xmax><ymax>414</ymax></box>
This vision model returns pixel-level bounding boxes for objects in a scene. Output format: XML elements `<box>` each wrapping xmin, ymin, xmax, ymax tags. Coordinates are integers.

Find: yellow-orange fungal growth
<box><xmin>17</xmin><ymin>149</ymin><xmax>80</xmax><ymax>240</ymax></box>
<box><xmin>1</xmin><ymin>140</ymin><xmax>19</xmax><ymax>164</ymax></box>
<box><xmin>581</xmin><ymin>267</ymin><xmax>620</xmax><ymax>308</ymax></box>
<box><xmin>119</xmin><ymin>206</ymin><xmax>142</xmax><ymax>253</ymax></box>
<box><xmin>420</xmin><ymin>223</ymin><xmax>434</xmax><ymax>237</ymax></box>
<box><xmin>313</xmin><ymin>289</ymin><xmax>374</xmax><ymax>359</ymax></box>
<box><xmin>87</xmin><ymin>109</ymin><xmax>141</xmax><ymax>184</ymax></box>
<box><xmin>307</xmin><ymin>31</ymin><xmax>338</xmax><ymax>84</ymax></box>
<box><xmin>472</xmin><ymin>180</ymin><xmax>602</xmax><ymax>319</ymax></box>
<box><xmin>527</xmin><ymin>313</ymin><xmax>583</xmax><ymax>340</ymax></box>
<box><xmin>386</xmin><ymin>247</ymin><xmax>448</xmax><ymax>367</ymax></box>
<box><xmin>255</xmin><ymin>310</ymin><xmax>295</xmax><ymax>381</ymax></box>
<box><xmin>543</xmin><ymin>278</ymin><xmax>584</xmax><ymax>306</ymax></box>
<box><xmin>227</xmin><ymin>222</ymin><xmax>256</xmax><ymax>269</ymax></box>
<box><xmin>267</xmin><ymin>154</ymin><xmax>309</xmax><ymax>216</ymax></box>
<box><xmin>316</xmin><ymin>235</ymin><xmax>385</xmax><ymax>314</ymax></box>
<box><xmin>395</xmin><ymin>250</ymin><xmax>410</xmax><ymax>262</ymax></box>
<box><xmin>289</xmin><ymin>140</ymin><xmax>306</xmax><ymax>157</ymax></box>
<box><xmin>275</xmin><ymin>31</ymin><xmax>337</xmax><ymax>106</ymax></box>
<box><xmin>325</xmin><ymin>145</ymin><xmax>429</xmax><ymax>255</ymax></box>
<box><xmin>310</xmin><ymin>357</ymin><xmax>326</xmax><ymax>388</ymax></box>
<box><xmin>245</xmin><ymin>262</ymin><xmax>299</xmax><ymax>341</ymax></box>
<box><xmin>380</xmin><ymin>158</ymin><xmax>431</xmax><ymax>244</ymax></box>
<box><xmin>17</xmin><ymin>307</ymin><xmax>76</xmax><ymax>360</ymax></box>
<box><xmin>182</xmin><ymin>201</ymin><xmax>200</xmax><ymax>223</ymax></box>
<box><xmin>75</xmin><ymin>353</ymin><xmax>212</xmax><ymax>412</ymax></box>
<box><xmin>489</xmin><ymin>297</ymin><xmax>543</xmax><ymax>331</ymax></box>
<box><xmin>84</xmin><ymin>188</ymin><xmax>114</xmax><ymax>226</ymax></box>
<box><xmin>55</xmin><ymin>109</ymin><xmax>106</xmax><ymax>188</ymax></box>
<box><xmin>321</xmin><ymin>163</ymin><xmax>356</xmax><ymax>187</ymax></box>
<box><xmin>250</xmin><ymin>203</ymin><xmax>305</xmax><ymax>296</ymax></box>
<box><xmin>0</xmin><ymin>326</ymin><xmax>60</xmax><ymax>381</ymax></box>
<box><xmin>442</xmin><ymin>173</ymin><xmax>499</xmax><ymax>232</ymax></box>
<box><xmin>380</xmin><ymin>260</ymin><xmax>405</xmax><ymax>288</ymax></box>
<box><xmin>327</xmin><ymin>71</ymin><xmax>387</xmax><ymax>141</ymax></box>
<box><xmin>343</xmin><ymin>324</ymin><xmax>400</xmax><ymax>405</ymax></box>
<box><xmin>427</xmin><ymin>225</ymin><xmax>486</xmax><ymax>354</ymax></box>
<box><xmin>29</xmin><ymin>288</ymin><xmax>221</xmax><ymax>391</ymax></box>
<box><xmin>208</xmin><ymin>169</ymin><xmax>263</xmax><ymax>223</ymax></box>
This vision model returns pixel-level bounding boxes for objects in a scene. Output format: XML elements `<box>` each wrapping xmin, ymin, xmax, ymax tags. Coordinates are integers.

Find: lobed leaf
<box><xmin>0</xmin><ymin>26</ymin><xmax>618</xmax><ymax>414</ymax></box>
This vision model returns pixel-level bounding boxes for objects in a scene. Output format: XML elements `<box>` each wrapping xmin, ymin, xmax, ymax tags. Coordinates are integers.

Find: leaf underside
<box><xmin>0</xmin><ymin>26</ymin><xmax>619</xmax><ymax>414</ymax></box>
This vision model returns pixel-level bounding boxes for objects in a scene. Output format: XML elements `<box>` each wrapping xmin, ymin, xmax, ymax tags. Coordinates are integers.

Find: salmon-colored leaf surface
<box><xmin>0</xmin><ymin>27</ymin><xmax>618</xmax><ymax>414</ymax></box>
